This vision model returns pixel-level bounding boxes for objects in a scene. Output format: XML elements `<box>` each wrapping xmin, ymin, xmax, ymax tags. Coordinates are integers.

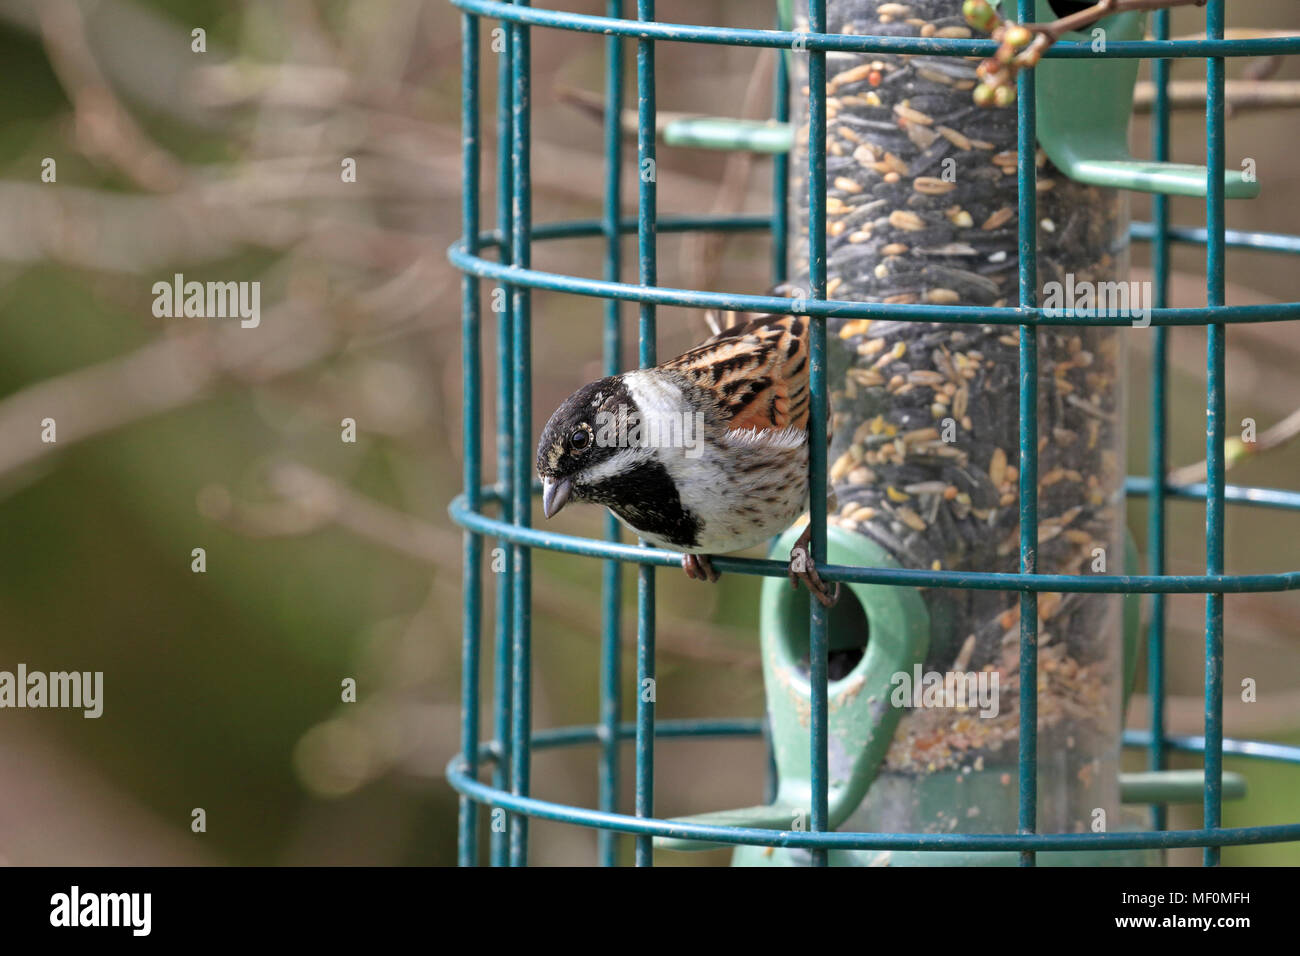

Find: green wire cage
<box><xmin>447</xmin><ymin>0</ymin><xmax>1300</xmax><ymax>866</ymax></box>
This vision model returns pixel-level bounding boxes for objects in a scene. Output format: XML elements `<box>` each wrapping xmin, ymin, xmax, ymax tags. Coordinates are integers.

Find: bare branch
<box><xmin>204</xmin><ymin>463</ymin><xmax>761</xmax><ymax>669</ymax></box>
<box><xmin>1168</xmin><ymin>406</ymin><xmax>1300</xmax><ymax>486</ymax></box>
<box><xmin>1134</xmin><ymin>80</ymin><xmax>1300</xmax><ymax>114</ymax></box>
<box><xmin>38</xmin><ymin>0</ymin><xmax>186</xmax><ymax>191</ymax></box>
<box><xmin>0</xmin><ymin>306</ymin><xmax>338</xmax><ymax>493</ymax></box>
<box><xmin>964</xmin><ymin>0</ymin><xmax>1210</xmax><ymax>106</ymax></box>
<box><xmin>680</xmin><ymin>51</ymin><xmax>775</xmax><ymax>313</ymax></box>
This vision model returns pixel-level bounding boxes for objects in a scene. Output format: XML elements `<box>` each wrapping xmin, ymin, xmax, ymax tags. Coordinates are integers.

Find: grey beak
<box><xmin>541</xmin><ymin>476</ymin><xmax>573</xmax><ymax>519</ymax></box>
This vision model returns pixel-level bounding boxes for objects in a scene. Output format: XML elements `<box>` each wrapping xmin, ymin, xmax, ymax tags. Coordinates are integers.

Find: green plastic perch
<box><xmin>660</xmin><ymin>0</ymin><xmax>1260</xmax><ymax>200</ymax></box>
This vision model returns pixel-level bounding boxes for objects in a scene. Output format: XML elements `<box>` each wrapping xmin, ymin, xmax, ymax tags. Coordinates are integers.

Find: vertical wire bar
<box><xmin>764</xmin><ymin>3</ymin><xmax>792</xmax><ymax>809</ymax></box>
<box><xmin>491</xmin><ymin>7</ymin><xmax>516</xmax><ymax>868</ymax></box>
<box><xmin>761</xmin><ymin>717</ymin><xmax>779</xmax><ymax>805</ymax></box>
<box><xmin>1203</xmin><ymin>0</ymin><xmax>1227</xmax><ymax>868</ymax></box>
<box><xmin>598</xmin><ymin>0</ymin><xmax>626</xmax><ymax>868</ymax></box>
<box><xmin>458</xmin><ymin>11</ymin><xmax>483</xmax><ymax>868</ymax></box>
<box><xmin>806</xmin><ymin>0</ymin><xmax>830</xmax><ymax>869</ymax></box>
<box><xmin>772</xmin><ymin>19</ymin><xmax>790</xmax><ymax>285</ymax></box>
<box><xmin>508</xmin><ymin>0</ymin><xmax>533</xmax><ymax>868</ymax></box>
<box><xmin>634</xmin><ymin>0</ymin><xmax>657</xmax><ymax>869</ymax></box>
<box><xmin>1014</xmin><ymin>0</ymin><xmax>1039</xmax><ymax>869</ymax></box>
<box><xmin>1146</xmin><ymin>8</ymin><xmax>1171</xmax><ymax>834</ymax></box>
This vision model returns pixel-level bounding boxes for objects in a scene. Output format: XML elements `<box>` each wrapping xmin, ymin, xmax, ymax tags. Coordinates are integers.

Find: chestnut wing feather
<box><xmin>660</xmin><ymin>314</ymin><xmax>810</xmax><ymax>433</ymax></box>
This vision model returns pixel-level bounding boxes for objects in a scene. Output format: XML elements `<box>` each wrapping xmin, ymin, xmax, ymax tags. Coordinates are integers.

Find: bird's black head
<box><xmin>535</xmin><ymin>376</ymin><xmax>637</xmax><ymax>518</ymax></box>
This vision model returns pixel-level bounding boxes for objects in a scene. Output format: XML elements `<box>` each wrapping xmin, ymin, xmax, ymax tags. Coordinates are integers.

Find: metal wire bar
<box><xmin>1125</xmin><ymin>477</ymin><xmax>1300</xmax><ymax>511</ymax></box>
<box><xmin>508</xmin><ymin>0</ymin><xmax>533</xmax><ymax>867</ymax></box>
<box><xmin>447</xmin><ymin>719</ymin><xmax>1300</xmax><ymax>848</ymax></box>
<box><xmin>449</xmin><ymin>242</ymin><xmax>1300</xmax><ymax>326</ymax></box>
<box><xmin>1147</xmin><ymin>6</ymin><xmax>1171</xmax><ymax>837</ymax></box>
<box><xmin>771</xmin><ymin>7</ymin><xmax>789</xmax><ymax>285</ymax></box>
<box><xmin>466</xmin><ymin>719</ymin><xmax>1300</xmax><ymax>765</ymax></box>
<box><xmin>635</xmin><ymin>0</ymin><xmax>657</xmax><ymax>869</ymax></box>
<box><xmin>1203</xmin><ymin>0</ymin><xmax>1227</xmax><ymax>868</ymax></box>
<box><xmin>491</xmin><ymin>5</ymin><xmax>516</xmax><ymax>869</ymax></box>
<box><xmin>458</xmin><ymin>11</ymin><xmax>482</xmax><ymax>868</ymax></box>
<box><xmin>450</xmin><ymin>1</ymin><xmax>1300</xmax><ymax>59</ymax></box>
<box><xmin>764</xmin><ymin>3</ymin><xmax>789</xmax><ymax>811</ymax></box>
<box><xmin>1015</xmin><ymin>0</ymin><xmax>1038</xmax><ymax>869</ymax></box>
<box><xmin>806</xmin><ymin>0</ymin><xmax>830</xmax><ymax>870</ymax></box>
<box><xmin>445</xmin><ymin>731</ymin><xmax>1300</xmax><ymax>852</ymax></box>
<box><xmin>454</xmin><ymin>487</ymin><xmax>1300</xmax><ymax>593</ymax></box>
<box><xmin>1125</xmin><ymin>730</ymin><xmax>1300</xmax><ymax>763</ymax></box>
<box><xmin>597</xmin><ymin>0</ymin><xmax>626</xmax><ymax>870</ymax></box>
<box><xmin>468</xmin><ymin>214</ymin><xmax>1300</xmax><ymax>256</ymax></box>
<box><xmin>1128</xmin><ymin>222</ymin><xmax>1300</xmax><ymax>254</ymax></box>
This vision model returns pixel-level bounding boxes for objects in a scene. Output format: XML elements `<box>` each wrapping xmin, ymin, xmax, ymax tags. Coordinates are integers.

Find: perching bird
<box><xmin>535</xmin><ymin>311</ymin><xmax>839</xmax><ymax>607</ymax></box>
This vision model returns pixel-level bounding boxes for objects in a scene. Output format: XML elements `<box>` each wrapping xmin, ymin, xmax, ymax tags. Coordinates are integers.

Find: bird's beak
<box><xmin>541</xmin><ymin>476</ymin><xmax>573</xmax><ymax>519</ymax></box>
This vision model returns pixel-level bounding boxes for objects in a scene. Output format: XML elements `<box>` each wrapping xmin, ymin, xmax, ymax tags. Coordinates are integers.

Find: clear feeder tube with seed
<box><xmin>787</xmin><ymin>0</ymin><xmax>1130</xmax><ymax>841</ymax></box>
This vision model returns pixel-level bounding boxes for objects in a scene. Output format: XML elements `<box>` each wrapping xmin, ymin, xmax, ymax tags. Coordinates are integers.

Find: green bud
<box><xmin>1004</xmin><ymin>24</ymin><xmax>1033</xmax><ymax>48</ymax></box>
<box><xmin>963</xmin><ymin>0</ymin><xmax>998</xmax><ymax>33</ymax></box>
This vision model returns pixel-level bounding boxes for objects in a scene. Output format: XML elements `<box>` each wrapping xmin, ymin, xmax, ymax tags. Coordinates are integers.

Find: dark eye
<box><xmin>569</xmin><ymin>428</ymin><xmax>590</xmax><ymax>451</ymax></box>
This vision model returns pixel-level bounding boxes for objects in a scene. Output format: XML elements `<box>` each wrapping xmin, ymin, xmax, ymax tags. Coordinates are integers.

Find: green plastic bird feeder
<box><xmin>657</xmin><ymin>0</ymin><xmax>1251</xmax><ymax>866</ymax></box>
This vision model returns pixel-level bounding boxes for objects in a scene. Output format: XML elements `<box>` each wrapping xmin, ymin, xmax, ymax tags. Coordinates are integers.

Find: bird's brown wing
<box><xmin>660</xmin><ymin>313</ymin><xmax>809</xmax><ymax>433</ymax></box>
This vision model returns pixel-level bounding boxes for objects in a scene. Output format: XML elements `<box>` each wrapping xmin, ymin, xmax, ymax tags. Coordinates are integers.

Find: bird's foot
<box><xmin>788</xmin><ymin>525</ymin><xmax>840</xmax><ymax>608</ymax></box>
<box><xmin>681</xmin><ymin>553</ymin><xmax>721</xmax><ymax>583</ymax></box>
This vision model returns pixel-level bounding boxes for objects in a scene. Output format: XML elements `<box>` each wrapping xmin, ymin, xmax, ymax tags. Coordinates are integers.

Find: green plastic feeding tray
<box><xmin>666</xmin><ymin>0</ymin><xmax>1260</xmax><ymax>200</ymax></box>
<box><xmin>1024</xmin><ymin>0</ymin><xmax>1258</xmax><ymax>199</ymax></box>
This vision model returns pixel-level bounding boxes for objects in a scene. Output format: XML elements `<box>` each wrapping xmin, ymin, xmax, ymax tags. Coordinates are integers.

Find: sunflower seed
<box><xmin>914</xmin><ymin>176</ymin><xmax>956</xmax><ymax>195</ymax></box>
<box><xmin>889</xmin><ymin>210</ymin><xmax>927</xmax><ymax>231</ymax></box>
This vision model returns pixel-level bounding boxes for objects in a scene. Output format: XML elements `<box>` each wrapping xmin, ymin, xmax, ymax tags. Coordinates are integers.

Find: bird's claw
<box><xmin>682</xmin><ymin>553</ymin><xmax>721</xmax><ymax>583</ymax></box>
<box><xmin>787</xmin><ymin>534</ymin><xmax>840</xmax><ymax>608</ymax></box>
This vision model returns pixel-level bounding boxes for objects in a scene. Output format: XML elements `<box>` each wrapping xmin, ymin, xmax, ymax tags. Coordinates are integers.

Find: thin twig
<box><xmin>1032</xmin><ymin>0</ymin><xmax>1207</xmax><ymax>43</ymax></box>
<box><xmin>0</xmin><ymin>311</ymin><xmax>339</xmax><ymax>497</ymax></box>
<box><xmin>1168</xmin><ymin>406</ymin><xmax>1300</xmax><ymax>486</ymax></box>
<box><xmin>38</xmin><ymin>0</ymin><xmax>186</xmax><ymax>191</ymax></box>
<box><xmin>681</xmin><ymin>51</ymin><xmax>775</xmax><ymax>319</ymax></box>
<box><xmin>1133</xmin><ymin>79</ymin><xmax>1300</xmax><ymax>114</ymax></box>
<box><xmin>205</xmin><ymin>463</ymin><xmax>762</xmax><ymax>669</ymax></box>
<box><xmin>966</xmin><ymin>0</ymin><xmax>1210</xmax><ymax>105</ymax></box>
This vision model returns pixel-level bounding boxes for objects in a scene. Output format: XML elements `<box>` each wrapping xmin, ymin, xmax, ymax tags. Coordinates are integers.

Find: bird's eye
<box><xmin>569</xmin><ymin>428</ymin><xmax>590</xmax><ymax>451</ymax></box>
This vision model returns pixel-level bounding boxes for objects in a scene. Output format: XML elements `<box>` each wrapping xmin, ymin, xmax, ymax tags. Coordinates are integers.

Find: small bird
<box><xmin>536</xmin><ymin>311</ymin><xmax>839</xmax><ymax>606</ymax></box>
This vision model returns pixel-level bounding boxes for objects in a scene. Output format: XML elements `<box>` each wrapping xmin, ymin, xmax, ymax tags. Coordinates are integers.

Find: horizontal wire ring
<box><xmin>449</xmin><ymin>485</ymin><xmax>1300</xmax><ymax>594</ymax></box>
<box><xmin>448</xmin><ymin>214</ymin><xmax>1300</xmax><ymax>327</ymax></box>
<box><xmin>444</xmin><ymin>720</ymin><xmax>1300</xmax><ymax>851</ymax></box>
<box><xmin>451</xmin><ymin>0</ymin><xmax>1300</xmax><ymax>59</ymax></box>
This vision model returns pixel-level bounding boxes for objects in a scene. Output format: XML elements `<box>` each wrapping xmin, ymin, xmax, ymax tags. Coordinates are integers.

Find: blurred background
<box><xmin>0</xmin><ymin>0</ymin><xmax>1295</xmax><ymax>866</ymax></box>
